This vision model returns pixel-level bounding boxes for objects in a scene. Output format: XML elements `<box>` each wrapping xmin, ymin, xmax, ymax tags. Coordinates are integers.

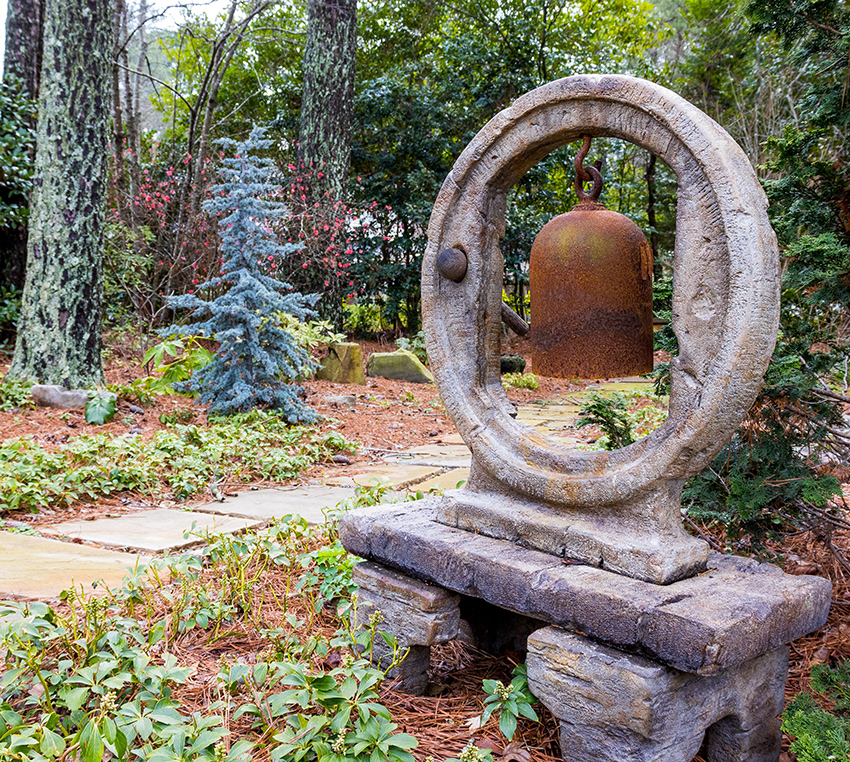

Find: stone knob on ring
<box><xmin>436</xmin><ymin>247</ymin><xmax>468</xmax><ymax>282</ymax></box>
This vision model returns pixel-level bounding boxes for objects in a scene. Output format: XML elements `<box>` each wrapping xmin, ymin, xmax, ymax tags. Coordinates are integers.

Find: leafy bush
<box><xmin>683</xmin><ymin>343</ymin><xmax>845</xmax><ymax>542</ymax></box>
<box><xmin>478</xmin><ymin>663</ymin><xmax>539</xmax><ymax>741</ymax></box>
<box><xmin>0</xmin><ymin>379</ymin><xmax>33</xmax><ymax>411</ymax></box>
<box><xmin>0</xmin><ymin>285</ymin><xmax>22</xmax><ymax>348</ymax></box>
<box><xmin>0</xmin><ymin>75</ymin><xmax>36</xmax><ymax>229</ymax></box>
<box><xmin>163</xmin><ymin>127</ymin><xmax>319</xmax><ymax>419</ymax></box>
<box><xmin>782</xmin><ymin>661</ymin><xmax>850</xmax><ymax>761</ymax></box>
<box><xmin>395</xmin><ymin>330</ymin><xmax>427</xmax><ymax>365</ymax></box>
<box><xmin>0</xmin><ymin>411</ymin><xmax>353</xmax><ymax>512</ymax></box>
<box><xmin>502</xmin><ymin>372</ymin><xmax>539</xmax><ymax>390</ymax></box>
<box><xmin>576</xmin><ymin>392</ymin><xmax>636</xmax><ymax>449</ymax></box>
<box><xmin>141</xmin><ymin>334</ymin><xmax>215</xmax><ymax>393</ymax></box>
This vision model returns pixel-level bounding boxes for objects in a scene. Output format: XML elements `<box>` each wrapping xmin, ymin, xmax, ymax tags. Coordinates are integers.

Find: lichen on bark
<box><xmin>6</xmin><ymin>0</ymin><xmax>111</xmax><ymax>387</ymax></box>
<box><xmin>297</xmin><ymin>0</ymin><xmax>357</xmax><ymax>202</ymax></box>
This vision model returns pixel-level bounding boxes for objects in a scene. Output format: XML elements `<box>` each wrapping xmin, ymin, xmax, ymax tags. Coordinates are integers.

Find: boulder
<box><xmin>316</xmin><ymin>342</ymin><xmax>366</xmax><ymax>385</ymax></box>
<box><xmin>366</xmin><ymin>350</ymin><xmax>434</xmax><ymax>384</ymax></box>
<box><xmin>31</xmin><ymin>385</ymin><xmax>90</xmax><ymax>410</ymax></box>
<box><xmin>500</xmin><ymin>354</ymin><xmax>527</xmax><ymax>374</ymax></box>
<box><xmin>323</xmin><ymin>394</ymin><xmax>356</xmax><ymax>409</ymax></box>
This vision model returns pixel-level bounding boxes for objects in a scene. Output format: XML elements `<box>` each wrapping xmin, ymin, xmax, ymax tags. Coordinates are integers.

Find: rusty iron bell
<box><xmin>529</xmin><ymin>137</ymin><xmax>654</xmax><ymax>379</ymax></box>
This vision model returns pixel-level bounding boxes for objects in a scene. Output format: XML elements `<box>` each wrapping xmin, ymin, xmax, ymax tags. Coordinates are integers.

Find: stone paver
<box><xmin>382</xmin><ymin>444</ymin><xmax>472</xmax><ymax>468</ymax></box>
<box><xmin>0</xmin><ymin>532</ymin><xmax>145</xmax><ymax>600</ymax></box>
<box><xmin>196</xmin><ymin>486</ymin><xmax>358</xmax><ymax>524</ymax></box>
<box><xmin>409</xmin><ymin>468</ymin><xmax>470</xmax><ymax>493</ymax></box>
<box><xmin>324</xmin><ymin>464</ymin><xmax>443</xmax><ymax>489</ymax></box>
<box><xmin>42</xmin><ymin>509</ymin><xmax>262</xmax><ymax>553</ymax></box>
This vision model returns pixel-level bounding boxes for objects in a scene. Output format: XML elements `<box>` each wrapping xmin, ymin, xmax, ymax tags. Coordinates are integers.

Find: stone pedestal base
<box><xmin>527</xmin><ymin>627</ymin><xmax>788</xmax><ymax>762</ymax></box>
<box><xmin>352</xmin><ymin>562</ymin><xmax>460</xmax><ymax>693</ymax></box>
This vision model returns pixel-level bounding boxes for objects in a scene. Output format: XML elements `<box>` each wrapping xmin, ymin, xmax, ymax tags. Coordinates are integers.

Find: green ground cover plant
<box><xmin>782</xmin><ymin>660</ymin><xmax>850</xmax><ymax>761</ymax></box>
<box><xmin>0</xmin><ymin>515</ymin><xmax>416</xmax><ymax>762</ymax></box>
<box><xmin>0</xmin><ymin>411</ymin><xmax>352</xmax><ymax>513</ymax></box>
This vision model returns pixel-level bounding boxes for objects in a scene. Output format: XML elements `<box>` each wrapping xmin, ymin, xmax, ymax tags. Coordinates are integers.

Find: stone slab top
<box><xmin>339</xmin><ymin>500</ymin><xmax>831</xmax><ymax>675</ymax></box>
<box><xmin>0</xmin><ymin>532</ymin><xmax>145</xmax><ymax>600</ymax></box>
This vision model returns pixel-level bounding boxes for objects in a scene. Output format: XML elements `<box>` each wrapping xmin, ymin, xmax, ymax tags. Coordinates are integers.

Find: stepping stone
<box><xmin>382</xmin><ymin>444</ymin><xmax>472</xmax><ymax>468</ymax></box>
<box><xmin>41</xmin><ymin>509</ymin><xmax>262</xmax><ymax>553</ymax></box>
<box><xmin>410</xmin><ymin>468</ymin><xmax>470</xmax><ymax>493</ymax></box>
<box><xmin>195</xmin><ymin>486</ymin><xmax>358</xmax><ymax>524</ymax></box>
<box><xmin>324</xmin><ymin>464</ymin><xmax>443</xmax><ymax>489</ymax></box>
<box><xmin>440</xmin><ymin>432</ymin><xmax>466</xmax><ymax>445</ymax></box>
<box><xmin>0</xmin><ymin>532</ymin><xmax>145</xmax><ymax>600</ymax></box>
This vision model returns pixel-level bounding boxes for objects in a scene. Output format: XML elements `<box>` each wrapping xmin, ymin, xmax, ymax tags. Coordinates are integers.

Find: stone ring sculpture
<box><xmin>422</xmin><ymin>75</ymin><xmax>780</xmax><ymax>582</ymax></box>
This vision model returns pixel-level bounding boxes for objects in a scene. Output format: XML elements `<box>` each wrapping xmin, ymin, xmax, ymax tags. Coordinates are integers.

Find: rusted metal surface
<box><xmin>436</xmin><ymin>247</ymin><xmax>468</xmax><ymax>282</ymax></box>
<box><xmin>501</xmin><ymin>302</ymin><xmax>529</xmax><ymax>336</ymax></box>
<box><xmin>530</xmin><ymin>137</ymin><xmax>653</xmax><ymax>378</ymax></box>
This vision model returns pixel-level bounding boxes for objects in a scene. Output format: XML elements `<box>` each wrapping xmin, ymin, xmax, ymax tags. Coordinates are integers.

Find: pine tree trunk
<box><xmin>297</xmin><ymin>0</ymin><xmax>357</xmax><ymax>201</ymax></box>
<box><xmin>7</xmin><ymin>0</ymin><xmax>111</xmax><ymax>387</ymax></box>
<box><xmin>3</xmin><ymin>0</ymin><xmax>43</xmax><ymax>96</ymax></box>
<box><xmin>1</xmin><ymin>0</ymin><xmax>43</xmax><ymax>293</ymax></box>
<box><xmin>297</xmin><ymin>0</ymin><xmax>356</xmax><ymax>329</ymax></box>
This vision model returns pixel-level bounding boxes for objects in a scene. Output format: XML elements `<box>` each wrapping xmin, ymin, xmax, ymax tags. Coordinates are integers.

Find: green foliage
<box><xmin>0</xmin><ymin>515</ymin><xmax>418</xmax><ymax>762</ymax></box>
<box><xmin>502</xmin><ymin>372</ymin><xmax>539</xmax><ymax>390</ymax></box>
<box><xmin>0</xmin><ymin>411</ymin><xmax>353</xmax><ymax>512</ymax></box>
<box><xmin>444</xmin><ymin>742</ymin><xmax>495</xmax><ymax>762</ymax></box>
<box><xmin>277</xmin><ymin>315</ymin><xmax>346</xmax><ymax>354</ymax></box>
<box><xmin>142</xmin><ymin>335</ymin><xmax>215</xmax><ymax>394</ymax></box>
<box><xmin>683</xmin><ymin>341</ymin><xmax>845</xmax><ymax>541</ymax></box>
<box><xmin>577</xmin><ymin>392</ymin><xmax>637</xmax><ymax>449</ymax></box>
<box><xmin>395</xmin><ymin>331</ymin><xmax>427</xmax><ymax>365</ymax></box>
<box><xmin>478</xmin><ymin>664</ymin><xmax>539</xmax><ymax>742</ymax></box>
<box><xmin>0</xmin><ymin>75</ymin><xmax>36</xmax><ymax>228</ymax></box>
<box><xmin>0</xmin><ymin>285</ymin><xmax>22</xmax><ymax>348</ymax></box>
<box><xmin>0</xmin><ymin>379</ymin><xmax>33</xmax><ymax>411</ymax></box>
<box><xmin>84</xmin><ymin>392</ymin><xmax>117</xmax><ymax>425</ymax></box>
<box><xmin>164</xmin><ymin>128</ymin><xmax>318</xmax><ymax>419</ymax></box>
<box><xmin>782</xmin><ymin>661</ymin><xmax>850</xmax><ymax>762</ymax></box>
<box><xmin>106</xmin><ymin>380</ymin><xmax>156</xmax><ymax>408</ymax></box>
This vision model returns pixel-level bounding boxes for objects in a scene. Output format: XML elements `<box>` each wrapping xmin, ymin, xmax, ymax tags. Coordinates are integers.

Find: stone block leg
<box><xmin>526</xmin><ymin>627</ymin><xmax>788</xmax><ymax>762</ymax></box>
<box><xmin>352</xmin><ymin>562</ymin><xmax>460</xmax><ymax>694</ymax></box>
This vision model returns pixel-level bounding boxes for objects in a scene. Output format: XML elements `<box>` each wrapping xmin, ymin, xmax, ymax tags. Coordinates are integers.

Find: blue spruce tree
<box><xmin>165</xmin><ymin>127</ymin><xmax>318</xmax><ymax>421</ymax></box>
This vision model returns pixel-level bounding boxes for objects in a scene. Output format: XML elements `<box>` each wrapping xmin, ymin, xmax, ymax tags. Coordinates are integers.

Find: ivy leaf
<box><xmin>85</xmin><ymin>393</ymin><xmax>116</xmax><ymax>425</ymax></box>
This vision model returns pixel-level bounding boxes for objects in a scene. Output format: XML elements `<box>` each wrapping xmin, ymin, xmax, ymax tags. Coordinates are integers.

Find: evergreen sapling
<box><xmin>164</xmin><ymin>127</ymin><xmax>318</xmax><ymax>420</ymax></box>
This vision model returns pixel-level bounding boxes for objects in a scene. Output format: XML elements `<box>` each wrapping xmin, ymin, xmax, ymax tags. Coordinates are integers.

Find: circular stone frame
<box><xmin>422</xmin><ymin>74</ymin><xmax>780</xmax><ymax>511</ymax></box>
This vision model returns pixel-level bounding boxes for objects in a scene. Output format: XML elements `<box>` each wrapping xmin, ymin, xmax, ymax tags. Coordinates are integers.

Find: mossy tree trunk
<box><xmin>0</xmin><ymin>0</ymin><xmax>43</xmax><ymax>292</ymax></box>
<box><xmin>297</xmin><ymin>0</ymin><xmax>356</xmax><ymax>330</ymax></box>
<box><xmin>6</xmin><ymin>0</ymin><xmax>111</xmax><ymax>387</ymax></box>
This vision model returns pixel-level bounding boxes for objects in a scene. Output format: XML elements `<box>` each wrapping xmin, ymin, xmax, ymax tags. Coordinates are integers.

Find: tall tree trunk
<box><xmin>297</xmin><ymin>0</ymin><xmax>356</xmax><ymax>201</ymax></box>
<box><xmin>646</xmin><ymin>152</ymin><xmax>659</xmax><ymax>261</ymax></box>
<box><xmin>297</xmin><ymin>0</ymin><xmax>357</xmax><ymax>328</ymax></box>
<box><xmin>3</xmin><ymin>0</ymin><xmax>43</xmax><ymax>96</ymax></box>
<box><xmin>0</xmin><ymin>0</ymin><xmax>43</xmax><ymax>293</ymax></box>
<box><xmin>7</xmin><ymin>0</ymin><xmax>111</xmax><ymax>387</ymax></box>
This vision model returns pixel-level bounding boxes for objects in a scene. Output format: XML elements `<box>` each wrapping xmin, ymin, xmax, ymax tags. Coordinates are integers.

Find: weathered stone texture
<box><xmin>527</xmin><ymin>627</ymin><xmax>787</xmax><ymax>762</ymax></box>
<box><xmin>352</xmin><ymin>562</ymin><xmax>460</xmax><ymax>693</ymax></box>
<box><xmin>30</xmin><ymin>384</ymin><xmax>90</xmax><ymax>409</ymax></box>
<box><xmin>366</xmin><ymin>350</ymin><xmax>434</xmax><ymax>384</ymax></box>
<box><xmin>316</xmin><ymin>342</ymin><xmax>366</xmax><ymax>385</ymax></box>
<box><xmin>339</xmin><ymin>502</ymin><xmax>831</xmax><ymax>675</ymax></box>
<box><xmin>419</xmin><ymin>74</ymin><xmax>781</xmax><ymax>583</ymax></box>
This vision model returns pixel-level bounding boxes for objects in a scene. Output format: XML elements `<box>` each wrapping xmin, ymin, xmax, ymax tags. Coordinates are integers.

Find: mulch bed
<box><xmin>2</xmin><ymin>338</ymin><xmax>848</xmax><ymax>761</ymax></box>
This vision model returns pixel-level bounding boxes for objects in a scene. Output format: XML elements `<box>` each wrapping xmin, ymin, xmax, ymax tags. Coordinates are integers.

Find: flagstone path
<box><xmin>0</xmin><ymin>377</ymin><xmax>653</xmax><ymax>602</ymax></box>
